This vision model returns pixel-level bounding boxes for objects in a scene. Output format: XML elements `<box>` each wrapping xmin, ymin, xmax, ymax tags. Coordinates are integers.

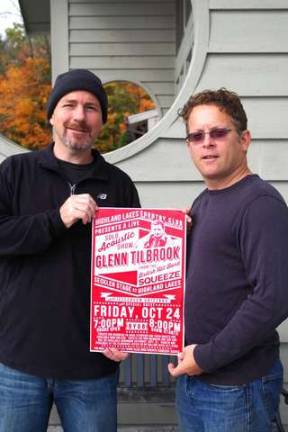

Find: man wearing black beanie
<box><xmin>0</xmin><ymin>68</ymin><xmax>140</xmax><ymax>431</ymax></box>
<box><xmin>47</xmin><ymin>68</ymin><xmax>108</xmax><ymax>123</ymax></box>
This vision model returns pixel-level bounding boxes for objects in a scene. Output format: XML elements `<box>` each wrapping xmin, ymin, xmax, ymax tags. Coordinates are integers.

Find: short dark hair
<box><xmin>179</xmin><ymin>88</ymin><xmax>247</xmax><ymax>134</ymax></box>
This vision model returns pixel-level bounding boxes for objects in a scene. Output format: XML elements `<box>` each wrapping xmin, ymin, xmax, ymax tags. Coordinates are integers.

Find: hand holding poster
<box><xmin>90</xmin><ymin>208</ymin><xmax>186</xmax><ymax>355</ymax></box>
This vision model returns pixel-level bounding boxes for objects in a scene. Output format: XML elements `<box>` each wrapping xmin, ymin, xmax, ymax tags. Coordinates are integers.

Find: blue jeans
<box><xmin>0</xmin><ymin>362</ymin><xmax>118</xmax><ymax>432</ymax></box>
<box><xmin>176</xmin><ymin>360</ymin><xmax>283</xmax><ymax>432</ymax></box>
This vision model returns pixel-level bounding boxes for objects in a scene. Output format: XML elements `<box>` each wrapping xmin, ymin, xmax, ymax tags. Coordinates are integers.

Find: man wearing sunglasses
<box><xmin>168</xmin><ymin>88</ymin><xmax>288</xmax><ymax>432</ymax></box>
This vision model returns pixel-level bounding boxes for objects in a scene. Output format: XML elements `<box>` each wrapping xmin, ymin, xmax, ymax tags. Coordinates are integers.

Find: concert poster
<box><xmin>90</xmin><ymin>208</ymin><xmax>186</xmax><ymax>355</ymax></box>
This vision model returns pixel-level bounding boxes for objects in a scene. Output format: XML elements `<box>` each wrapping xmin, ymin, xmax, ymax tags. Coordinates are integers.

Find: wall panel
<box><xmin>68</xmin><ymin>0</ymin><xmax>177</xmax><ymax>115</ymax></box>
<box><xmin>209</xmin><ymin>11</ymin><xmax>288</xmax><ymax>53</ymax></box>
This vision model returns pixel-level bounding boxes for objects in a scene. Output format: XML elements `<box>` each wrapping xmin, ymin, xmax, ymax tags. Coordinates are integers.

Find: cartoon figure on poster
<box><xmin>143</xmin><ymin>220</ymin><xmax>170</xmax><ymax>248</ymax></box>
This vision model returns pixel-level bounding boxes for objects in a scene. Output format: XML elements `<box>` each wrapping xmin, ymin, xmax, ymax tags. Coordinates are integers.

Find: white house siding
<box><xmin>67</xmin><ymin>0</ymin><xmax>177</xmax><ymax>115</ymax></box>
<box><xmin>175</xmin><ymin>12</ymin><xmax>193</xmax><ymax>93</ymax></box>
<box><xmin>0</xmin><ymin>135</ymin><xmax>28</xmax><ymax>163</ymax></box>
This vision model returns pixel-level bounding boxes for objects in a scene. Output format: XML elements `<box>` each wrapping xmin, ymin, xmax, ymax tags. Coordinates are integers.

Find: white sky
<box><xmin>0</xmin><ymin>0</ymin><xmax>23</xmax><ymax>38</ymax></box>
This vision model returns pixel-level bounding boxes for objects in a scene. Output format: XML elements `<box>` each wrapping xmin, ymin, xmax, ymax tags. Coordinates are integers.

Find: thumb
<box><xmin>168</xmin><ymin>361</ymin><xmax>184</xmax><ymax>377</ymax></box>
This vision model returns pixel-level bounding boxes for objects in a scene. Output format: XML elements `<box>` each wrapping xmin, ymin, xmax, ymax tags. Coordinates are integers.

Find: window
<box><xmin>96</xmin><ymin>81</ymin><xmax>158</xmax><ymax>154</ymax></box>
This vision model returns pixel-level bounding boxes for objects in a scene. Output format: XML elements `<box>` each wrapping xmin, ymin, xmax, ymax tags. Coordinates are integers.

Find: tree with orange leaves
<box><xmin>0</xmin><ymin>24</ymin><xmax>51</xmax><ymax>150</ymax></box>
<box><xmin>0</xmin><ymin>57</ymin><xmax>51</xmax><ymax>149</ymax></box>
<box><xmin>96</xmin><ymin>81</ymin><xmax>156</xmax><ymax>153</ymax></box>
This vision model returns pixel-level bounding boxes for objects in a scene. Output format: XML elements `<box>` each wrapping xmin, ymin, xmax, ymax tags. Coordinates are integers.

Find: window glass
<box><xmin>96</xmin><ymin>81</ymin><xmax>157</xmax><ymax>154</ymax></box>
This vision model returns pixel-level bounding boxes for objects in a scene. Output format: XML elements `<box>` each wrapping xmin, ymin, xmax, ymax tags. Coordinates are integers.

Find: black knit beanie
<box><xmin>47</xmin><ymin>69</ymin><xmax>108</xmax><ymax>123</ymax></box>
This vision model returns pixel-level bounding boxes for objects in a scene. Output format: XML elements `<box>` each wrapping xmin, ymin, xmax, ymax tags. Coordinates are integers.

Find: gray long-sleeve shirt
<box><xmin>186</xmin><ymin>175</ymin><xmax>288</xmax><ymax>385</ymax></box>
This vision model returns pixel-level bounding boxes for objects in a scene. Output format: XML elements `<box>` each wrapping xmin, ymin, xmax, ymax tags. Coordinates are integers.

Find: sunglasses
<box><xmin>186</xmin><ymin>127</ymin><xmax>232</xmax><ymax>144</ymax></box>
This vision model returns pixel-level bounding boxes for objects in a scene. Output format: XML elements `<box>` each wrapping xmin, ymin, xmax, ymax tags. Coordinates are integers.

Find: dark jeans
<box><xmin>176</xmin><ymin>360</ymin><xmax>283</xmax><ymax>432</ymax></box>
<box><xmin>0</xmin><ymin>362</ymin><xmax>118</xmax><ymax>432</ymax></box>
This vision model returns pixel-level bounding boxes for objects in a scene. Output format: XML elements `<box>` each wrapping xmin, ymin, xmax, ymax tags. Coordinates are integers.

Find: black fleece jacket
<box><xmin>0</xmin><ymin>144</ymin><xmax>140</xmax><ymax>379</ymax></box>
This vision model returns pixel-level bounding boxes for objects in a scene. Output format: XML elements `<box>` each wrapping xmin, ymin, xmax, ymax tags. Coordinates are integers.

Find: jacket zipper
<box><xmin>69</xmin><ymin>183</ymin><xmax>77</xmax><ymax>195</ymax></box>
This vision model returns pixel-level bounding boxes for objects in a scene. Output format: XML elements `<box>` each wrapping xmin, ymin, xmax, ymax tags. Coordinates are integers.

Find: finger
<box><xmin>70</xmin><ymin>199</ymin><xmax>96</xmax><ymax>223</ymax></box>
<box><xmin>72</xmin><ymin>196</ymin><xmax>95</xmax><ymax>210</ymax></box>
<box><xmin>68</xmin><ymin>205</ymin><xmax>89</xmax><ymax>222</ymax></box>
<box><xmin>60</xmin><ymin>199</ymin><xmax>80</xmax><ymax>227</ymax></box>
<box><xmin>71</xmin><ymin>203</ymin><xmax>92</xmax><ymax>217</ymax></box>
<box><xmin>168</xmin><ymin>360</ymin><xmax>187</xmax><ymax>377</ymax></box>
<box><xmin>72</xmin><ymin>195</ymin><xmax>97</xmax><ymax>211</ymax></box>
<box><xmin>102</xmin><ymin>349</ymin><xmax>115</xmax><ymax>361</ymax></box>
<box><xmin>109</xmin><ymin>348</ymin><xmax>129</xmax><ymax>361</ymax></box>
<box><xmin>115</xmin><ymin>352</ymin><xmax>129</xmax><ymax>361</ymax></box>
<box><xmin>60</xmin><ymin>195</ymin><xmax>98</xmax><ymax>228</ymax></box>
<box><xmin>74</xmin><ymin>195</ymin><xmax>98</xmax><ymax>219</ymax></box>
<box><xmin>103</xmin><ymin>348</ymin><xmax>129</xmax><ymax>362</ymax></box>
<box><xmin>81</xmin><ymin>213</ymin><xmax>90</xmax><ymax>225</ymax></box>
<box><xmin>84</xmin><ymin>200</ymin><xmax>97</xmax><ymax>220</ymax></box>
<box><xmin>168</xmin><ymin>362</ymin><xmax>181</xmax><ymax>377</ymax></box>
<box><xmin>182</xmin><ymin>207</ymin><xmax>192</xmax><ymax>224</ymax></box>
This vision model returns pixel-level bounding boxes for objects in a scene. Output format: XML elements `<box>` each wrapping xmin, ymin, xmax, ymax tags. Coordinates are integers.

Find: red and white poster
<box><xmin>90</xmin><ymin>208</ymin><xmax>186</xmax><ymax>355</ymax></box>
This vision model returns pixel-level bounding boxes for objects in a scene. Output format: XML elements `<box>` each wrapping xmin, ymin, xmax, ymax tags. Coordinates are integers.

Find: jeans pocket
<box><xmin>261</xmin><ymin>360</ymin><xmax>283</xmax><ymax>420</ymax></box>
<box><xmin>208</xmin><ymin>382</ymin><xmax>246</xmax><ymax>393</ymax></box>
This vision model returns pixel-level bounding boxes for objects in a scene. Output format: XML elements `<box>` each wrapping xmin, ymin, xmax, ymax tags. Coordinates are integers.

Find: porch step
<box><xmin>48</xmin><ymin>426</ymin><xmax>288</xmax><ymax>432</ymax></box>
<box><xmin>48</xmin><ymin>401</ymin><xmax>179</xmax><ymax>431</ymax></box>
<box><xmin>48</xmin><ymin>428</ymin><xmax>178</xmax><ymax>432</ymax></box>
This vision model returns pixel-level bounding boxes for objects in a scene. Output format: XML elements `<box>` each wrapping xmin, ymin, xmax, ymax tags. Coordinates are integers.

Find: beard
<box><xmin>57</xmin><ymin>120</ymin><xmax>94</xmax><ymax>152</ymax></box>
